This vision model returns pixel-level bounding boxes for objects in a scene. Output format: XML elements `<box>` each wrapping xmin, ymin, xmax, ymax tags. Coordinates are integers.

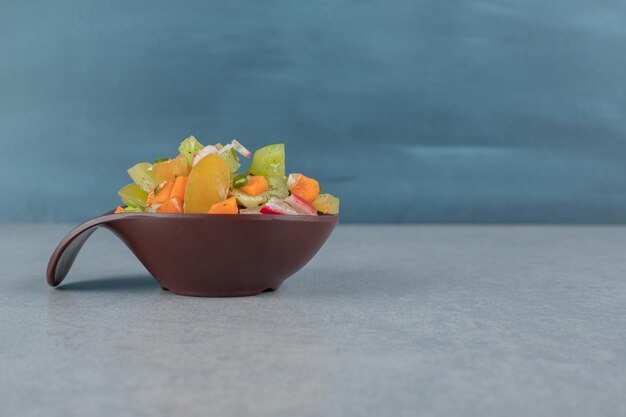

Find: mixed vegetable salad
<box><xmin>115</xmin><ymin>136</ymin><xmax>340</xmax><ymax>216</ymax></box>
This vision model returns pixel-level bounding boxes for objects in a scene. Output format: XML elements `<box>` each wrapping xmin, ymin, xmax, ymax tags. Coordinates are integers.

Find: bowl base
<box><xmin>163</xmin><ymin>285</ymin><xmax>281</xmax><ymax>298</ymax></box>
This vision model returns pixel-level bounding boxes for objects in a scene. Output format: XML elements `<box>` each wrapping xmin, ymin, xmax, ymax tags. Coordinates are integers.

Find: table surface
<box><xmin>1</xmin><ymin>224</ymin><xmax>625</xmax><ymax>417</ymax></box>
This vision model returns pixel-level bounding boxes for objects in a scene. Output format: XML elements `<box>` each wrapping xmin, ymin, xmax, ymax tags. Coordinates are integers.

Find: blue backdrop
<box><xmin>2</xmin><ymin>0</ymin><xmax>626</xmax><ymax>223</ymax></box>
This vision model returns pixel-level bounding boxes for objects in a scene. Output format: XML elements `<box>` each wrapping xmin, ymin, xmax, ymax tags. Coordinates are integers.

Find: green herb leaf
<box><xmin>154</xmin><ymin>158</ymin><xmax>170</xmax><ymax>164</ymax></box>
<box><xmin>124</xmin><ymin>200</ymin><xmax>139</xmax><ymax>209</ymax></box>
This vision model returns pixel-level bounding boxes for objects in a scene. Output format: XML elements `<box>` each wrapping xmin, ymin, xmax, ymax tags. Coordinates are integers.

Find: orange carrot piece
<box><xmin>157</xmin><ymin>198</ymin><xmax>183</xmax><ymax>214</ymax></box>
<box><xmin>239</xmin><ymin>176</ymin><xmax>269</xmax><ymax>197</ymax></box>
<box><xmin>171</xmin><ymin>176</ymin><xmax>188</xmax><ymax>204</ymax></box>
<box><xmin>208</xmin><ymin>196</ymin><xmax>239</xmax><ymax>214</ymax></box>
<box><xmin>288</xmin><ymin>174</ymin><xmax>320</xmax><ymax>203</ymax></box>
<box><xmin>147</xmin><ymin>181</ymin><xmax>174</xmax><ymax>205</ymax></box>
<box><xmin>114</xmin><ymin>206</ymin><xmax>124</xmax><ymax>214</ymax></box>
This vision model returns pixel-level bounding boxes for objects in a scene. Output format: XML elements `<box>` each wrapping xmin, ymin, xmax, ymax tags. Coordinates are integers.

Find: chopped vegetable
<box><xmin>267</xmin><ymin>176</ymin><xmax>289</xmax><ymax>198</ymax></box>
<box><xmin>231</xmin><ymin>174</ymin><xmax>298</xmax><ymax>210</ymax></box>
<box><xmin>232</xmin><ymin>174</ymin><xmax>249</xmax><ymax>188</ymax></box>
<box><xmin>239</xmin><ymin>175</ymin><xmax>268</xmax><ymax>197</ymax></box>
<box><xmin>287</xmin><ymin>173</ymin><xmax>320</xmax><ymax>203</ymax></box>
<box><xmin>248</xmin><ymin>144</ymin><xmax>285</xmax><ymax>179</ymax></box>
<box><xmin>115</xmin><ymin>139</ymin><xmax>338</xmax><ymax>216</ymax></box>
<box><xmin>144</xmin><ymin>204</ymin><xmax>160</xmax><ymax>213</ymax></box>
<box><xmin>118</xmin><ymin>183</ymin><xmax>148</xmax><ymax>208</ymax></box>
<box><xmin>153</xmin><ymin>155</ymin><xmax>189</xmax><ymax>184</ymax></box>
<box><xmin>285</xmin><ymin>194</ymin><xmax>317</xmax><ymax>215</ymax></box>
<box><xmin>239</xmin><ymin>207</ymin><xmax>262</xmax><ymax>214</ymax></box>
<box><xmin>179</xmin><ymin>135</ymin><xmax>204</xmax><ymax>166</ymax></box>
<box><xmin>260</xmin><ymin>197</ymin><xmax>299</xmax><ymax>215</ymax></box>
<box><xmin>184</xmin><ymin>154</ymin><xmax>230</xmax><ymax>213</ymax></box>
<box><xmin>208</xmin><ymin>196</ymin><xmax>238</xmax><ymax>214</ymax></box>
<box><xmin>171</xmin><ymin>176</ymin><xmax>188</xmax><ymax>204</ymax></box>
<box><xmin>231</xmin><ymin>189</ymin><xmax>269</xmax><ymax>208</ymax></box>
<box><xmin>192</xmin><ymin>145</ymin><xmax>219</xmax><ymax>168</ymax></box>
<box><xmin>313</xmin><ymin>194</ymin><xmax>340</xmax><ymax>215</ymax></box>
<box><xmin>127</xmin><ymin>163</ymin><xmax>155</xmax><ymax>192</ymax></box>
<box><xmin>231</xmin><ymin>139</ymin><xmax>251</xmax><ymax>158</ymax></box>
<box><xmin>118</xmin><ymin>206</ymin><xmax>142</xmax><ymax>213</ymax></box>
<box><xmin>157</xmin><ymin>198</ymin><xmax>183</xmax><ymax>213</ymax></box>
<box><xmin>218</xmin><ymin>144</ymin><xmax>240</xmax><ymax>173</ymax></box>
<box><xmin>147</xmin><ymin>181</ymin><xmax>174</xmax><ymax>205</ymax></box>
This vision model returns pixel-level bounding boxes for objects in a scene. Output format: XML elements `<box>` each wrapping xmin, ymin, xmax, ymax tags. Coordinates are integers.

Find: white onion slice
<box><xmin>218</xmin><ymin>144</ymin><xmax>233</xmax><ymax>155</ymax></box>
<box><xmin>191</xmin><ymin>145</ymin><xmax>218</xmax><ymax>168</ymax></box>
<box><xmin>231</xmin><ymin>139</ymin><xmax>252</xmax><ymax>158</ymax></box>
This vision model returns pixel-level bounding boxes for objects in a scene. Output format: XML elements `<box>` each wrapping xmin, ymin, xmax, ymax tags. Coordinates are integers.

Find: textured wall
<box><xmin>2</xmin><ymin>0</ymin><xmax>626</xmax><ymax>222</ymax></box>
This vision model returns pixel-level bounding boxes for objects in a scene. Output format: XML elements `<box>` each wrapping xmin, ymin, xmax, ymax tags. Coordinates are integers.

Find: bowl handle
<box><xmin>46</xmin><ymin>212</ymin><xmax>120</xmax><ymax>287</ymax></box>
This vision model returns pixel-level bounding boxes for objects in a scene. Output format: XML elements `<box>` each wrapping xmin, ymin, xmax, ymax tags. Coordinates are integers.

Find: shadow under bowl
<box><xmin>47</xmin><ymin>212</ymin><xmax>338</xmax><ymax>297</ymax></box>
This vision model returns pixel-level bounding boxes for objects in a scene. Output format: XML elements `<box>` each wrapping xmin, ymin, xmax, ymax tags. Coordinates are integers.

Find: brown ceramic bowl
<box><xmin>47</xmin><ymin>212</ymin><xmax>338</xmax><ymax>297</ymax></box>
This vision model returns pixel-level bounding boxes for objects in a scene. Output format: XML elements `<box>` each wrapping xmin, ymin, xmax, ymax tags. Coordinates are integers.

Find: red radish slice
<box><xmin>231</xmin><ymin>139</ymin><xmax>252</xmax><ymax>158</ymax></box>
<box><xmin>285</xmin><ymin>194</ymin><xmax>317</xmax><ymax>215</ymax></box>
<box><xmin>287</xmin><ymin>173</ymin><xmax>302</xmax><ymax>188</ymax></box>
<box><xmin>260</xmin><ymin>197</ymin><xmax>299</xmax><ymax>215</ymax></box>
<box><xmin>191</xmin><ymin>145</ymin><xmax>218</xmax><ymax>168</ymax></box>
<box><xmin>260</xmin><ymin>206</ymin><xmax>283</xmax><ymax>215</ymax></box>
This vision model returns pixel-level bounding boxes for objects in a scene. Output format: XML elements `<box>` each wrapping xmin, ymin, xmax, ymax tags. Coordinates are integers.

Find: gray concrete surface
<box><xmin>0</xmin><ymin>224</ymin><xmax>625</xmax><ymax>417</ymax></box>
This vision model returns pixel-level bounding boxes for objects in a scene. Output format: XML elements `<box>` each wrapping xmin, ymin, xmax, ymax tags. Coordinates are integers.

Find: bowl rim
<box><xmin>104</xmin><ymin>211</ymin><xmax>339</xmax><ymax>223</ymax></box>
